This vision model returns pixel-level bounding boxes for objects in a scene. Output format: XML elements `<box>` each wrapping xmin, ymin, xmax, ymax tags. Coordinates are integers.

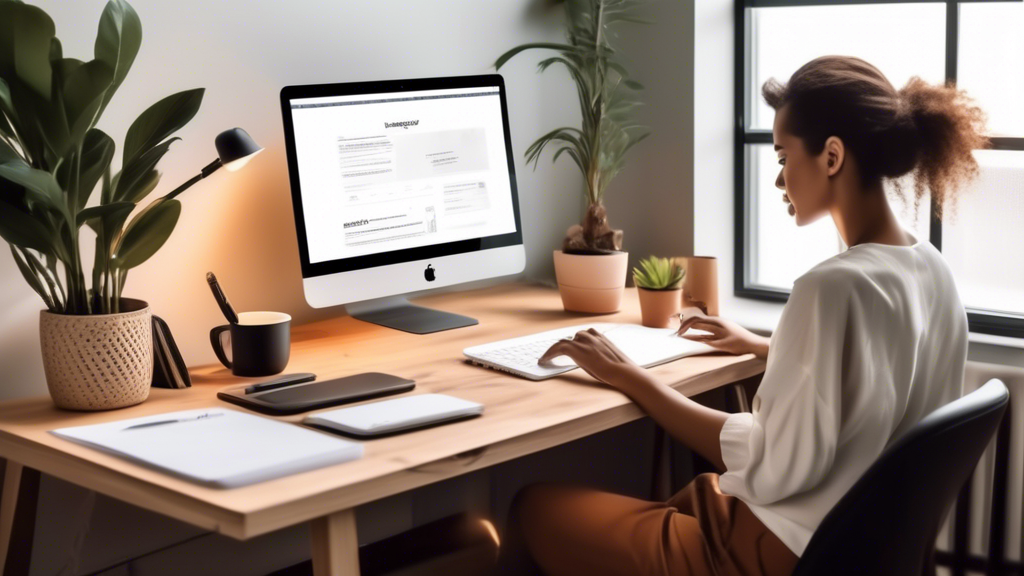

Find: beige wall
<box><xmin>0</xmin><ymin>0</ymin><xmax>695</xmax><ymax>401</ymax></box>
<box><xmin>605</xmin><ymin>0</ymin><xmax>695</xmax><ymax>275</ymax></box>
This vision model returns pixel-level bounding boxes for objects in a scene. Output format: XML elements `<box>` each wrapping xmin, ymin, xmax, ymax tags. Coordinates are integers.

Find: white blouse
<box><xmin>718</xmin><ymin>232</ymin><xmax>969</xmax><ymax>558</ymax></box>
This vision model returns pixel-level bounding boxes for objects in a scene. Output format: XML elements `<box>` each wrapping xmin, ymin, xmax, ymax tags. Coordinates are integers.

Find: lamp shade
<box><xmin>215</xmin><ymin>127</ymin><xmax>263</xmax><ymax>172</ymax></box>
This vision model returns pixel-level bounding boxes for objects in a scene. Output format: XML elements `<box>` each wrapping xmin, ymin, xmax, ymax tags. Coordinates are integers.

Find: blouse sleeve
<box><xmin>718</xmin><ymin>270</ymin><xmax>851</xmax><ymax>505</ymax></box>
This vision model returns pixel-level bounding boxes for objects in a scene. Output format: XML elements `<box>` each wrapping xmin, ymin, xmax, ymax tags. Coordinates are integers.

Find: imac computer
<box><xmin>280</xmin><ymin>75</ymin><xmax>525</xmax><ymax>334</ymax></box>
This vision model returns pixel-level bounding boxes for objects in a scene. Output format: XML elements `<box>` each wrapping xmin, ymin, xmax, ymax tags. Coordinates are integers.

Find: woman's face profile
<box><xmin>773</xmin><ymin>105</ymin><xmax>833</xmax><ymax>226</ymax></box>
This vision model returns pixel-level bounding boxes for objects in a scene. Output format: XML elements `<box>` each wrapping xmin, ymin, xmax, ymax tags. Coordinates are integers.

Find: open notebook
<box><xmin>51</xmin><ymin>408</ymin><xmax>363</xmax><ymax>488</ymax></box>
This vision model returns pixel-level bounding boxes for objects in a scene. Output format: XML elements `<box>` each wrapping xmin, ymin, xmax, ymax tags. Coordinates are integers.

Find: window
<box><xmin>735</xmin><ymin>0</ymin><xmax>1024</xmax><ymax>338</ymax></box>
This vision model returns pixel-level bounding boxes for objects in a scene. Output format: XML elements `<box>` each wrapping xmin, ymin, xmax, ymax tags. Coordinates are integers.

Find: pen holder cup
<box><xmin>210</xmin><ymin>312</ymin><xmax>291</xmax><ymax>377</ymax></box>
<box><xmin>674</xmin><ymin>256</ymin><xmax>719</xmax><ymax>317</ymax></box>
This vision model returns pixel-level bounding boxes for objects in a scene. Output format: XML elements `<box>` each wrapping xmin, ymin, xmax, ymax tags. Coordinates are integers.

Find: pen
<box><xmin>245</xmin><ymin>372</ymin><xmax>317</xmax><ymax>394</ymax></box>
<box><xmin>206</xmin><ymin>272</ymin><xmax>239</xmax><ymax>324</ymax></box>
<box><xmin>124</xmin><ymin>412</ymin><xmax>224</xmax><ymax>430</ymax></box>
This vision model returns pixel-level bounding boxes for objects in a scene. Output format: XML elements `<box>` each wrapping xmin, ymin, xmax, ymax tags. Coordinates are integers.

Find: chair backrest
<box><xmin>792</xmin><ymin>378</ymin><xmax>1009</xmax><ymax>576</ymax></box>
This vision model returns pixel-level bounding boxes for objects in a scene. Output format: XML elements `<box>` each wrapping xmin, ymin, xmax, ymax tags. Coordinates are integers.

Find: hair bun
<box><xmin>875</xmin><ymin>97</ymin><xmax>922</xmax><ymax>178</ymax></box>
<box><xmin>762</xmin><ymin>57</ymin><xmax>988</xmax><ymax>220</ymax></box>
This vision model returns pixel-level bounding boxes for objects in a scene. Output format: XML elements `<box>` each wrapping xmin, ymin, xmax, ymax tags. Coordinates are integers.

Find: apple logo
<box><xmin>424</xmin><ymin>264</ymin><xmax>436</xmax><ymax>282</ymax></box>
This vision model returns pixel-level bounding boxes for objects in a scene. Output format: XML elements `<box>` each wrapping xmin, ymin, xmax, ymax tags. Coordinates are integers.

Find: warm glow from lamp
<box><xmin>223</xmin><ymin>148</ymin><xmax>262</xmax><ymax>172</ymax></box>
<box><xmin>480</xmin><ymin>518</ymin><xmax>500</xmax><ymax>548</ymax></box>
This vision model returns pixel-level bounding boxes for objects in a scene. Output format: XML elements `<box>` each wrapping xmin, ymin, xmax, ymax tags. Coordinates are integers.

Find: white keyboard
<box><xmin>463</xmin><ymin>323</ymin><xmax>714</xmax><ymax>381</ymax></box>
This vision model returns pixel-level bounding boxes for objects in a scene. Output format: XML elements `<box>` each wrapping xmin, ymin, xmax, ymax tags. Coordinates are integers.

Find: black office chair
<box><xmin>792</xmin><ymin>378</ymin><xmax>1009</xmax><ymax>576</ymax></box>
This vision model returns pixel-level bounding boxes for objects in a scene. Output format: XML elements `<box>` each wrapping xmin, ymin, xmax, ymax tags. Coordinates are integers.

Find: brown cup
<box><xmin>675</xmin><ymin>256</ymin><xmax>719</xmax><ymax>316</ymax></box>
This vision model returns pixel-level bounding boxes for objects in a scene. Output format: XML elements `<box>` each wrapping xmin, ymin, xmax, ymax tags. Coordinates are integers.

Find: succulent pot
<box><xmin>39</xmin><ymin>298</ymin><xmax>152</xmax><ymax>411</ymax></box>
<box><xmin>553</xmin><ymin>250</ymin><xmax>629</xmax><ymax>314</ymax></box>
<box><xmin>637</xmin><ymin>287</ymin><xmax>683</xmax><ymax>328</ymax></box>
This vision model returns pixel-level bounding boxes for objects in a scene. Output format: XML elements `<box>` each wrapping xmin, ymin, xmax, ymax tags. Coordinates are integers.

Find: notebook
<box><xmin>51</xmin><ymin>408</ymin><xmax>363</xmax><ymax>488</ymax></box>
<box><xmin>151</xmin><ymin>315</ymin><xmax>191</xmax><ymax>389</ymax></box>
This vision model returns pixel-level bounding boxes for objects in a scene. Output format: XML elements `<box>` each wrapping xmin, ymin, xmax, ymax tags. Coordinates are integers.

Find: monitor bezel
<box><xmin>280</xmin><ymin>74</ymin><xmax>524</xmax><ymax>280</ymax></box>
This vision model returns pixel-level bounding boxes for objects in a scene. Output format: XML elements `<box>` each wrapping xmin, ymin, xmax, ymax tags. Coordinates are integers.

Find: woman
<box><xmin>500</xmin><ymin>56</ymin><xmax>988</xmax><ymax>576</ymax></box>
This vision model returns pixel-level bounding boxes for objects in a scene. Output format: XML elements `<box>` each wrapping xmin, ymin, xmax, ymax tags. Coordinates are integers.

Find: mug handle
<box><xmin>209</xmin><ymin>325</ymin><xmax>232</xmax><ymax>369</ymax></box>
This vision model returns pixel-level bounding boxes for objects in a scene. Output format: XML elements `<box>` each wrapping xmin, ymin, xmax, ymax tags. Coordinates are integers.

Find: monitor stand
<box><xmin>346</xmin><ymin>296</ymin><xmax>478</xmax><ymax>334</ymax></box>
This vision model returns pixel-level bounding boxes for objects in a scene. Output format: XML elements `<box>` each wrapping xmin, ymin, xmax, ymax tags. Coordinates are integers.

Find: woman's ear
<box><xmin>824</xmin><ymin>136</ymin><xmax>844</xmax><ymax>176</ymax></box>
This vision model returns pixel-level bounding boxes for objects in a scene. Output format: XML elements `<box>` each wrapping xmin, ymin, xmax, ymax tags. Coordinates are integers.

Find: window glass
<box><xmin>748</xmin><ymin>145</ymin><xmax>932</xmax><ymax>292</ymax></box>
<box><xmin>959</xmin><ymin>3</ymin><xmax>1024</xmax><ymax>137</ymax></box>
<box><xmin>748</xmin><ymin>144</ymin><xmax>842</xmax><ymax>290</ymax></box>
<box><xmin>749</xmin><ymin>4</ymin><xmax>946</xmax><ymax>130</ymax></box>
<box><xmin>942</xmin><ymin>150</ymin><xmax>1024</xmax><ymax>316</ymax></box>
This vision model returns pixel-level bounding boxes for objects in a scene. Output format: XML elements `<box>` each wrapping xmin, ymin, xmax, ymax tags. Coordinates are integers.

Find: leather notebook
<box><xmin>217</xmin><ymin>372</ymin><xmax>416</xmax><ymax>415</ymax></box>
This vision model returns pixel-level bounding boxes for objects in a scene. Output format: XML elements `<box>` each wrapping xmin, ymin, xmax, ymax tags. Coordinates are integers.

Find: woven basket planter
<box><xmin>39</xmin><ymin>299</ymin><xmax>152</xmax><ymax>411</ymax></box>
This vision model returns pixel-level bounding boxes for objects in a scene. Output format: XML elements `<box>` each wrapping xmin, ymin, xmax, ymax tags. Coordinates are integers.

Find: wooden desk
<box><xmin>0</xmin><ymin>283</ymin><xmax>765</xmax><ymax>576</ymax></box>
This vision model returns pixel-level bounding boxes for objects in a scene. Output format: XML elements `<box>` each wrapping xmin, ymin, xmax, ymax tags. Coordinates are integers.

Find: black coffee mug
<box><xmin>210</xmin><ymin>311</ymin><xmax>291</xmax><ymax>377</ymax></box>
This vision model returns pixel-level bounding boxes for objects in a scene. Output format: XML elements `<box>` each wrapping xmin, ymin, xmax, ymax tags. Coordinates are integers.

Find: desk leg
<box><xmin>311</xmin><ymin>508</ymin><xmax>359</xmax><ymax>576</ymax></box>
<box><xmin>1</xmin><ymin>460</ymin><xmax>39</xmax><ymax>576</ymax></box>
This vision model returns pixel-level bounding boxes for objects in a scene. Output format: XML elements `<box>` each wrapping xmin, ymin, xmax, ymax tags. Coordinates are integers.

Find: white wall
<box><xmin>0</xmin><ymin>0</ymin><xmax>591</xmax><ymax>400</ymax></box>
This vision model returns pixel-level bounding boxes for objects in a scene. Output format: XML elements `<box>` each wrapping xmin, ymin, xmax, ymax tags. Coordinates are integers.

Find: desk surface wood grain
<box><xmin>0</xmin><ymin>283</ymin><xmax>764</xmax><ymax>539</ymax></box>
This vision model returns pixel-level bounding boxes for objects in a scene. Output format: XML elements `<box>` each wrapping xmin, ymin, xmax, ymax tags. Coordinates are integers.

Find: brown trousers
<box><xmin>505</xmin><ymin>473</ymin><xmax>799</xmax><ymax>576</ymax></box>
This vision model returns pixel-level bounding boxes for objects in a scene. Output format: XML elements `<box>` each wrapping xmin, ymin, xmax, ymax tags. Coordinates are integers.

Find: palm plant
<box><xmin>0</xmin><ymin>0</ymin><xmax>204</xmax><ymax>315</ymax></box>
<box><xmin>495</xmin><ymin>0</ymin><xmax>650</xmax><ymax>254</ymax></box>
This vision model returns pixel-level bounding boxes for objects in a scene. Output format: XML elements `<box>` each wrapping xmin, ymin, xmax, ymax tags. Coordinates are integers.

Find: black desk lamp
<box><xmin>165</xmin><ymin>128</ymin><xmax>263</xmax><ymax>200</ymax></box>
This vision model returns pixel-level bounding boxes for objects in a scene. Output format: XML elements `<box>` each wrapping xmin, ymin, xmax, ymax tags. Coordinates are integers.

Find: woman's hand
<box><xmin>538</xmin><ymin>328</ymin><xmax>651</xmax><ymax>393</ymax></box>
<box><xmin>676</xmin><ymin>308</ymin><xmax>770</xmax><ymax>359</ymax></box>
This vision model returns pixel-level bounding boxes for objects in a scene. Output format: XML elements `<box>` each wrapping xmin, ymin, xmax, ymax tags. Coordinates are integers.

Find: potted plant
<box><xmin>0</xmin><ymin>0</ymin><xmax>207</xmax><ymax>410</ymax></box>
<box><xmin>633</xmin><ymin>256</ymin><xmax>684</xmax><ymax>328</ymax></box>
<box><xmin>495</xmin><ymin>0</ymin><xmax>650</xmax><ymax>313</ymax></box>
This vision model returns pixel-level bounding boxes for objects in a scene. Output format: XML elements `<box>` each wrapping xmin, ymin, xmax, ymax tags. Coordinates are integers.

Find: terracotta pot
<box><xmin>637</xmin><ymin>288</ymin><xmax>682</xmax><ymax>328</ymax></box>
<box><xmin>39</xmin><ymin>298</ymin><xmax>152</xmax><ymax>411</ymax></box>
<box><xmin>552</xmin><ymin>250</ymin><xmax>629</xmax><ymax>313</ymax></box>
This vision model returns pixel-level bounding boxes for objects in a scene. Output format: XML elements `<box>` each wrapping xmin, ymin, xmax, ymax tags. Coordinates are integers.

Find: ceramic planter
<box><xmin>39</xmin><ymin>299</ymin><xmax>152</xmax><ymax>411</ymax></box>
<box><xmin>637</xmin><ymin>287</ymin><xmax>683</xmax><ymax>328</ymax></box>
<box><xmin>553</xmin><ymin>250</ymin><xmax>629</xmax><ymax>313</ymax></box>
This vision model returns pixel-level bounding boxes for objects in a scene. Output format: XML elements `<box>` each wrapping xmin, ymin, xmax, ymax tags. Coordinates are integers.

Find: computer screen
<box><xmin>281</xmin><ymin>77</ymin><xmax>522</xmax><ymax>278</ymax></box>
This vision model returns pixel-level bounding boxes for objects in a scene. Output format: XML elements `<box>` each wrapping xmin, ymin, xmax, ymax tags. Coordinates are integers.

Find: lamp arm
<box><xmin>163</xmin><ymin>158</ymin><xmax>223</xmax><ymax>201</ymax></box>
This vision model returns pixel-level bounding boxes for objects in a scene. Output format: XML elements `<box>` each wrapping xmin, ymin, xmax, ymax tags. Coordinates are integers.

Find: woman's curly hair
<box><xmin>762</xmin><ymin>56</ymin><xmax>989</xmax><ymax>219</ymax></box>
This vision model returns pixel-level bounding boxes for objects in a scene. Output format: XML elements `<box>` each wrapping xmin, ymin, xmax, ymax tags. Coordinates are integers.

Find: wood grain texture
<box><xmin>310</xmin><ymin>509</ymin><xmax>359</xmax><ymax>576</ymax></box>
<box><xmin>0</xmin><ymin>283</ymin><xmax>765</xmax><ymax>539</ymax></box>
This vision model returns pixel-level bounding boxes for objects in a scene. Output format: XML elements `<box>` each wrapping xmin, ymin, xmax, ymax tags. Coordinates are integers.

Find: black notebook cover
<box><xmin>152</xmin><ymin>315</ymin><xmax>191</xmax><ymax>389</ymax></box>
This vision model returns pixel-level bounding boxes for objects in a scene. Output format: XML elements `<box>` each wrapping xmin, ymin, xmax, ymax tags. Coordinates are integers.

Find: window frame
<box><xmin>734</xmin><ymin>0</ymin><xmax>1024</xmax><ymax>338</ymax></box>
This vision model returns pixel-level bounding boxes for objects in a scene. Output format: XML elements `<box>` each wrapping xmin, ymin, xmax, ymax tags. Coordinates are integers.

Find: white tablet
<box><xmin>303</xmin><ymin>394</ymin><xmax>484</xmax><ymax>437</ymax></box>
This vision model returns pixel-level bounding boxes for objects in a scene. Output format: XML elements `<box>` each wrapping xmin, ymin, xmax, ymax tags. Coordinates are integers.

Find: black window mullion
<box><xmin>931</xmin><ymin>0</ymin><xmax>960</xmax><ymax>252</ymax></box>
<box><xmin>989</xmin><ymin>137</ymin><xmax>1024</xmax><ymax>150</ymax></box>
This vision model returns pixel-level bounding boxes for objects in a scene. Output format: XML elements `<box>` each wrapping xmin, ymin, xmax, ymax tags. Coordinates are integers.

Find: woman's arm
<box><xmin>676</xmin><ymin>308</ymin><xmax>771</xmax><ymax>360</ymax></box>
<box><xmin>539</xmin><ymin>329</ymin><xmax>731</xmax><ymax>471</ymax></box>
<box><xmin>617</xmin><ymin>364</ymin><xmax>730</xmax><ymax>471</ymax></box>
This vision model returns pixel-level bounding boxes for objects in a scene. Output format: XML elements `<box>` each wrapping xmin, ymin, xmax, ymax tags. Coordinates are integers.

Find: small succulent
<box><xmin>633</xmin><ymin>256</ymin><xmax>684</xmax><ymax>290</ymax></box>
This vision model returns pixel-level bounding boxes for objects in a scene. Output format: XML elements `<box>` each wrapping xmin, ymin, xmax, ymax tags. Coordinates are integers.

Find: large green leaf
<box><xmin>0</xmin><ymin>196</ymin><xmax>54</xmax><ymax>252</ymax></box>
<box><xmin>0</xmin><ymin>2</ymin><xmax>55</xmax><ymax>98</ymax></box>
<box><xmin>114</xmin><ymin>136</ymin><xmax>177</xmax><ymax>203</ymax></box>
<box><xmin>122</xmin><ymin>89</ymin><xmax>203</xmax><ymax>166</ymax></box>
<box><xmin>75</xmin><ymin>128</ymin><xmax>115</xmax><ymax>211</ymax></box>
<box><xmin>62</xmin><ymin>59</ymin><xmax>113</xmax><ymax>142</ymax></box>
<box><xmin>80</xmin><ymin>200</ymin><xmax>133</xmax><ymax>236</ymax></box>
<box><xmin>120</xmin><ymin>168</ymin><xmax>159</xmax><ymax>204</ymax></box>
<box><xmin>10</xmin><ymin>245</ymin><xmax>55</xmax><ymax>310</ymax></box>
<box><xmin>494</xmin><ymin>43</ymin><xmax>577</xmax><ymax>70</ymax></box>
<box><xmin>113</xmin><ymin>197</ymin><xmax>180</xmax><ymax>270</ymax></box>
<box><xmin>0</xmin><ymin>150</ymin><xmax>65</xmax><ymax>215</ymax></box>
<box><xmin>0</xmin><ymin>77</ymin><xmax>15</xmax><ymax>134</ymax></box>
<box><xmin>94</xmin><ymin>0</ymin><xmax>141</xmax><ymax>116</ymax></box>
